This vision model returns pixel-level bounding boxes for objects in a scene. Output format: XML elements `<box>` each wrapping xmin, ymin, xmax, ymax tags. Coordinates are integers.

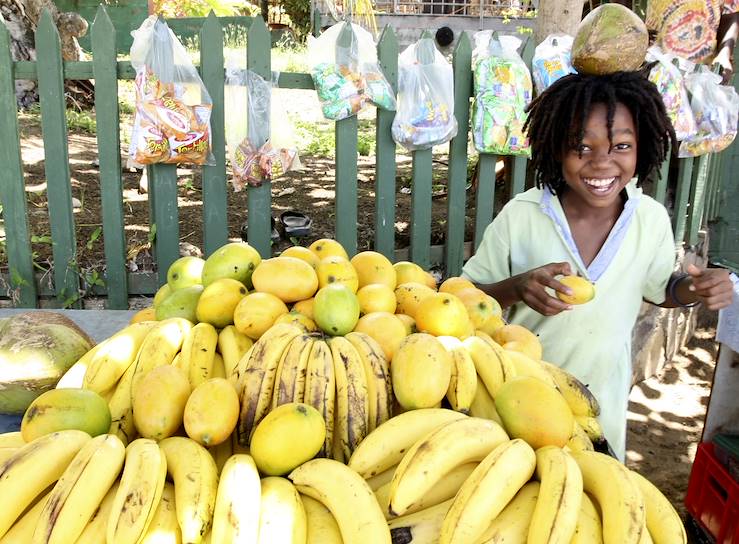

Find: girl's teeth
<box><xmin>583</xmin><ymin>177</ymin><xmax>616</xmax><ymax>187</ymax></box>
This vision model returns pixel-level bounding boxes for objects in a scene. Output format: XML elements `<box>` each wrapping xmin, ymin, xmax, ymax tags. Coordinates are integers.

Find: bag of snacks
<box><xmin>391</xmin><ymin>37</ymin><xmax>457</xmax><ymax>151</ymax></box>
<box><xmin>308</xmin><ymin>22</ymin><xmax>396</xmax><ymax>121</ymax></box>
<box><xmin>646</xmin><ymin>46</ymin><xmax>697</xmax><ymax>142</ymax></box>
<box><xmin>127</xmin><ymin>16</ymin><xmax>214</xmax><ymax>167</ymax></box>
<box><xmin>471</xmin><ymin>32</ymin><xmax>532</xmax><ymax>156</ymax></box>
<box><xmin>531</xmin><ymin>33</ymin><xmax>576</xmax><ymax>95</ymax></box>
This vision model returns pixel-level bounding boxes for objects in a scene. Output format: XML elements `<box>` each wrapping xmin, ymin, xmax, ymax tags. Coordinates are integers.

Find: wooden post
<box><xmin>534</xmin><ymin>0</ymin><xmax>583</xmax><ymax>45</ymax></box>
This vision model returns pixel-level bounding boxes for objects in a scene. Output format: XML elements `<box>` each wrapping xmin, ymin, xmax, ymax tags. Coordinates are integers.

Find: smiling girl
<box><xmin>461</xmin><ymin>70</ymin><xmax>734</xmax><ymax>460</ymax></box>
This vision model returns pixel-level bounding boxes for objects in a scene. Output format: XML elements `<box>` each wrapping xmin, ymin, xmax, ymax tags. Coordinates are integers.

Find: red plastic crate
<box><xmin>686</xmin><ymin>442</ymin><xmax>739</xmax><ymax>544</ymax></box>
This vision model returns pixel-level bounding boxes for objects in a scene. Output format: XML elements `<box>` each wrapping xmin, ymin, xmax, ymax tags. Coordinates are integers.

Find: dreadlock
<box><xmin>524</xmin><ymin>69</ymin><xmax>676</xmax><ymax>195</ymax></box>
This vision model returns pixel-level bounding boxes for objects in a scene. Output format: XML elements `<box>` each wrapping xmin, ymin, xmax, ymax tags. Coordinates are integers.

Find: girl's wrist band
<box><xmin>669</xmin><ymin>273</ymin><xmax>700</xmax><ymax>308</ymax></box>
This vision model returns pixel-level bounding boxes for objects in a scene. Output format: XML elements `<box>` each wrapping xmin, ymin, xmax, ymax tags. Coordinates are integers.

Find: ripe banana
<box><xmin>237</xmin><ymin>323</ymin><xmax>303</xmax><ymax>445</ymax></box>
<box><xmin>232</xmin><ymin>344</ymin><xmax>255</xmax><ymax>395</ymax></box>
<box><xmin>107</xmin><ymin>353</ymin><xmax>141</xmax><ymax>445</ymax></box>
<box><xmin>328</xmin><ymin>335</ymin><xmax>369</xmax><ymax>460</ymax></box>
<box><xmin>211</xmin><ymin>454</ymin><xmax>261</xmax><ymax>544</ymax></box>
<box><xmin>211</xmin><ymin>352</ymin><xmax>226</xmax><ymax>379</ymax></box>
<box><xmin>388</xmin><ymin>417</ymin><xmax>509</xmax><ymax>517</ymax></box>
<box><xmin>505</xmin><ymin>350</ymin><xmax>558</xmax><ymax>388</ymax></box>
<box><xmin>289</xmin><ymin>458</ymin><xmax>391</xmax><ymax>544</ymax></box>
<box><xmin>439</xmin><ymin>438</ymin><xmax>537</xmax><ymax>544</ymax></box>
<box><xmin>0</xmin><ymin>429</ymin><xmax>91</xmax><ymax>539</ymax></box>
<box><xmin>437</xmin><ymin>335</ymin><xmax>477</xmax><ymax>414</ymax></box>
<box><xmin>140</xmin><ymin>483</ymin><xmax>181</xmax><ymax>544</ymax></box>
<box><xmin>629</xmin><ymin>470</ymin><xmax>686</xmax><ymax>544</ymax></box>
<box><xmin>159</xmin><ymin>436</ymin><xmax>218</xmax><ymax>544</ymax></box>
<box><xmin>463</xmin><ymin>335</ymin><xmax>506</xmax><ymax>396</ymax></box>
<box><xmin>257</xmin><ymin>476</ymin><xmax>306</xmax><ymax>544</ymax></box>
<box><xmin>107</xmin><ymin>437</ymin><xmax>167</xmax><ymax>544</ymax></box>
<box><xmin>217</xmin><ymin>325</ymin><xmax>254</xmax><ymax>379</ymax></box>
<box><xmin>272</xmin><ymin>334</ymin><xmax>314</xmax><ymax>408</ymax></box>
<box><xmin>301</xmin><ymin>494</ymin><xmax>342</xmax><ymax>544</ymax></box>
<box><xmin>56</xmin><ymin>359</ymin><xmax>93</xmax><ymax>389</ymax></box>
<box><xmin>74</xmin><ymin>483</ymin><xmax>119</xmax><ymax>544</ymax></box>
<box><xmin>571</xmin><ymin>450</ymin><xmax>645</xmax><ymax>544</ymax></box>
<box><xmin>566</xmin><ymin>420</ymin><xmax>595</xmax><ymax>452</ymax></box>
<box><xmin>83</xmin><ymin>321</ymin><xmax>159</xmax><ymax>394</ymax></box>
<box><xmin>527</xmin><ymin>445</ymin><xmax>583</xmax><ymax>544</ymax></box>
<box><xmin>387</xmin><ymin>499</ymin><xmax>454</xmax><ymax>544</ymax></box>
<box><xmin>0</xmin><ymin>431</ymin><xmax>25</xmax><ymax>448</ymax></box>
<box><xmin>303</xmin><ymin>338</ymin><xmax>336</xmax><ymax>458</ymax></box>
<box><xmin>570</xmin><ymin>492</ymin><xmax>603</xmax><ymax>544</ymax></box>
<box><xmin>574</xmin><ymin>415</ymin><xmax>606</xmax><ymax>444</ymax></box>
<box><xmin>540</xmin><ymin>361</ymin><xmax>600</xmax><ymax>417</ymax></box>
<box><xmin>0</xmin><ymin>491</ymin><xmax>51</xmax><ymax>544</ymax></box>
<box><xmin>345</xmin><ymin>331</ymin><xmax>392</xmax><ymax>431</ymax></box>
<box><xmin>181</xmin><ymin>322</ymin><xmax>219</xmax><ymax>389</ymax></box>
<box><xmin>33</xmin><ymin>433</ymin><xmax>125</xmax><ymax>544</ymax></box>
<box><xmin>348</xmin><ymin>408</ymin><xmax>468</xmax><ymax>479</ymax></box>
<box><xmin>366</xmin><ymin>464</ymin><xmax>396</xmax><ymax>491</ymax></box>
<box><xmin>468</xmin><ymin>376</ymin><xmax>504</xmax><ymax>425</ymax></box>
<box><xmin>474</xmin><ymin>331</ymin><xmax>517</xmax><ymax>381</ymax></box>
<box><xmin>477</xmin><ymin>481</ymin><xmax>540</xmax><ymax>544</ymax></box>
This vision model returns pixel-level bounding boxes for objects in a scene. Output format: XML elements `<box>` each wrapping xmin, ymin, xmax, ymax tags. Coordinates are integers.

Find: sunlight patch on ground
<box><xmin>309</xmin><ymin>188</ymin><xmax>335</xmax><ymax>199</ymax></box>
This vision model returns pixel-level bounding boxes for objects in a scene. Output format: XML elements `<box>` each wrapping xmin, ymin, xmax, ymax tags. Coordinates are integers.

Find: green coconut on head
<box><xmin>572</xmin><ymin>3</ymin><xmax>649</xmax><ymax>75</ymax></box>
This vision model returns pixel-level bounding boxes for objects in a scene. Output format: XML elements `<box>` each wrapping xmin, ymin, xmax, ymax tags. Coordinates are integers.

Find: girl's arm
<box><xmin>659</xmin><ymin>265</ymin><xmax>734</xmax><ymax>310</ymax></box>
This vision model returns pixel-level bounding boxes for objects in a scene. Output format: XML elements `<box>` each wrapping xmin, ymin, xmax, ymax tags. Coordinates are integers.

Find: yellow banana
<box><xmin>629</xmin><ymin>470</ymin><xmax>686</xmax><ymax>544</ymax></box>
<box><xmin>272</xmin><ymin>334</ymin><xmax>314</xmax><ymax>408</ymax></box>
<box><xmin>527</xmin><ymin>445</ymin><xmax>583</xmax><ymax>544</ymax></box>
<box><xmin>474</xmin><ymin>331</ymin><xmax>517</xmax><ymax>381</ymax></box>
<box><xmin>211</xmin><ymin>454</ymin><xmax>261</xmax><ymax>544</ymax></box>
<box><xmin>0</xmin><ymin>431</ymin><xmax>25</xmax><ymax>448</ymax></box>
<box><xmin>303</xmin><ymin>338</ymin><xmax>336</xmax><ymax>458</ymax></box>
<box><xmin>328</xmin><ymin>336</ymin><xmax>369</xmax><ymax>460</ymax></box>
<box><xmin>0</xmin><ymin>449</ymin><xmax>19</xmax><ymax>466</ymax></box>
<box><xmin>54</xmin><ymin>340</ymin><xmax>109</xmax><ymax>390</ymax></box>
<box><xmin>366</xmin><ymin>464</ymin><xmax>396</xmax><ymax>491</ymax></box>
<box><xmin>107</xmin><ymin>352</ymin><xmax>141</xmax><ymax>445</ymax></box>
<box><xmin>74</xmin><ymin>483</ymin><xmax>119</xmax><ymax>544</ymax></box>
<box><xmin>0</xmin><ymin>429</ymin><xmax>91</xmax><ymax>539</ymax></box>
<box><xmin>463</xmin><ymin>335</ymin><xmax>507</xmax><ymax>397</ymax></box>
<box><xmin>33</xmin><ymin>433</ymin><xmax>125</xmax><ymax>544</ymax></box>
<box><xmin>217</xmin><ymin>325</ymin><xmax>254</xmax><ymax>380</ymax></box>
<box><xmin>237</xmin><ymin>323</ymin><xmax>303</xmax><ymax>445</ymax></box>
<box><xmin>437</xmin><ymin>335</ymin><xmax>477</xmax><ymax>414</ymax></box>
<box><xmin>83</xmin><ymin>321</ymin><xmax>159</xmax><ymax>394</ymax></box>
<box><xmin>207</xmin><ymin>438</ymin><xmax>232</xmax><ymax>475</ymax></box>
<box><xmin>182</xmin><ymin>322</ymin><xmax>219</xmax><ymax>389</ymax></box>
<box><xmin>159</xmin><ymin>437</ymin><xmax>218</xmax><ymax>544</ymax></box>
<box><xmin>107</xmin><ymin>438</ymin><xmax>167</xmax><ymax>544</ymax></box>
<box><xmin>574</xmin><ymin>415</ymin><xmax>606</xmax><ymax>444</ymax></box>
<box><xmin>140</xmin><ymin>483</ymin><xmax>182</xmax><ymax>544</ymax></box>
<box><xmin>301</xmin><ymin>494</ymin><xmax>343</xmax><ymax>544</ymax></box>
<box><xmin>468</xmin><ymin>376</ymin><xmax>504</xmax><ymax>425</ymax></box>
<box><xmin>566</xmin><ymin>420</ymin><xmax>595</xmax><ymax>452</ymax></box>
<box><xmin>571</xmin><ymin>450</ymin><xmax>645</xmax><ymax>544</ymax></box>
<box><xmin>540</xmin><ymin>361</ymin><xmax>600</xmax><ymax>417</ymax></box>
<box><xmin>347</xmin><ymin>408</ymin><xmax>467</xmax><ymax>479</ymax></box>
<box><xmin>210</xmin><ymin>352</ymin><xmax>226</xmax><ymax>379</ymax></box>
<box><xmin>570</xmin><ymin>492</ymin><xmax>603</xmax><ymax>544</ymax></box>
<box><xmin>388</xmin><ymin>417</ymin><xmax>509</xmax><ymax>517</ymax></box>
<box><xmin>477</xmin><ymin>481</ymin><xmax>540</xmax><ymax>543</ymax></box>
<box><xmin>257</xmin><ymin>476</ymin><xmax>306</xmax><ymax>544</ymax></box>
<box><xmin>0</xmin><ymin>491</ymin><xmax>51</xmax><ymax>544</ymax></box>
<box><xmin>289</xmin><ymin>458</ymin><xmax>391</xmax><ymax>544</ymax></box>
<box><xmin>232</xmin><ymin>344</ymin><xmax>255</xmax><ymax>395</ymax></box>
<box><xmin>505</xmin><ymin>350</ymin><xmax>559</xmax><ymax>388</ymax></box>
<box><xmin>345</xmin><ymin>331</ymin><xmax>393</xmax><ymax>431</ymax></box>
<box><xmin>387</xmin><ymin>499</ymin><xmax>454</xmax><ymax>544</ymax></box>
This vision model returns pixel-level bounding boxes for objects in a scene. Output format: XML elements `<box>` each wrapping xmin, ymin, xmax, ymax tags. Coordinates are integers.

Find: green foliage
<box><xmin>281</xmin><ymin>0</ymin><xmax>311</xmax><ymax>39</ymax></box>
<box><xmin>153</xmin><ymin>0</ymin><xmax>255</xmax><ymax>18</ymax></box>
<box><xmin>293</xmin><ymin>118</ymin><xmax>375</xmax><ymax>157</ymax></box>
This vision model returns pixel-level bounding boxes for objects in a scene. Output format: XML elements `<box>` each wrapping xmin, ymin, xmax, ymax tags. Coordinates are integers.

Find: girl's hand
<box><xmin>514</xmin><ymin>262</ymin><xmax>575</xmax><ymax>316</ymax></box>
<box><xmin>686</xmin><ymin>264</ymin><xmax>734</xmax><ymax>310</ymax></box>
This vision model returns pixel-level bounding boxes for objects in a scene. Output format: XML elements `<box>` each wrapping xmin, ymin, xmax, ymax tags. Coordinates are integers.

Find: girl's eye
<box><xmin>576</xmin><ymin>144</ymin><xmax>590</xmax><ymax>153</ymax></box>
<box><xmin>613</xmin><ymin>143</ymin><xmax>632</xmax><ymax>150</ymax></box>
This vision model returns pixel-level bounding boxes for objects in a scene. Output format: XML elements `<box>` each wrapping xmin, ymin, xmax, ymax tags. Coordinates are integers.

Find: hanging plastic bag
<box><xmin>471</xmin><ymin>32</ymin><xmax>532</xmax><ymax>156</ymax></box>
<box><xmin>127</xmin><ymin>16</ymin><xmax>214</xmax><ymax>168</ymax></box>
<box><xmin>678</xmin><ymin>67</ymin><xmax>739</xmax><ymax>157</ymax></box>
<box><xmin>391</xmin><ymin>38</ymin><xmax>457</xmax><ymax>151</ymax></box>
<box><xmin>531</xmin><ymin>33</ymin><xmax>576</xmax><ymax>95</ymax></box>
<box><xmin>224</xmin><ymin>64</ymin><xmax>301</xmax><ymax>191</ymax></box>
<box><xmin>646</xmin><ymin>46</ymin><xmax>697</xmax><ymax>142</ymax></box>
<box><xmin>308</xmin><ymin>22</ymin><xmax>396</xmax><ymax>121</ymax></box>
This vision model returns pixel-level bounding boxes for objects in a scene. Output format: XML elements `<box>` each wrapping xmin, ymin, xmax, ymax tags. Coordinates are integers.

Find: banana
<box><xmin>208</xmin><ymin>437</ymin><xmax>233</xmax><ymax>474</ymax></box>
<box><xmin>366</xmin><ymin>464</ymin><xmax>396</xmax><ymax>491</ymax></box>
<box><xmin>140</xmin><ymin>483</ymin><xmax>181</xmax><ymax>544</ymax></box>
<box><xmin>232</xmin><ymin>344</ymin><xmax>255</xmax><ymax>395</ymax></box>
<box><xmin>376</xmin><ymin>462</ymin><xmax>478</xmax><ymax>520</ymax></box>
<box><xmin>272</xmin><ymin>334</ymin><xmax>314</xmax><ymax>408</ymax></box>
<box><xmin>468</xmin><ymin>376</ymin><xmax>504</xmax><ymax>426</ymax></box>
<box><xmin>574</xmin><ymin>415</ymin><xmax>606</xmax><ymax>444</ymax></box>
<box><xmin>107</xmin><ymin>438</ymin><xmax>167</xmax><ymax>544</ymax></box>
<box><xmin>437</xmin><ymin>335</ymin><xmax>477</xmax><ymax>414</ymax></box>
<box><xmin>217</xmin><ymin>325</ymin><xmax>254</xmax><ymax>380</ymax></box>
<box><xmin>474</xmin><ymin>331</ymin><xmax>517</xmax><ymax>381</ymax></box>
<box><xmin>288</xmin><ymin>458</ymin><xmax>391</xmax><ymax>544</ymax></box>
<box><xmin>328</xmin><ymin>335</ymin><xmax>369</xmax><ymax>460</ymax></box>
<box><xmin>504</xmin><ymin>350</ymin><xmax>559</xmax><ymax>388</ymax></box>
<box><xmin>211</xmin><ymin>352</ymin><xmax>226</xmax><ymax>379</ymax></box>
<box><xmin>107</xmin><ymin>352</ymin><xmax>141</xmax><ymax>445</ymax></box>
<box><xmin>303</xmin><ymin>338</ymin><xmax>336</xmax><ymax>458</ymax></box>
<box><xmin>348</xmin><ymin>408</ymin><xmax>467</xmax><ymax>479</ymax></box>
<box><xmin>74</xmin><ymin>483</ymin><xmax>119</xmax><ymax>544</ymax></box>
<box><xmin>345</xmin><ymin>331</ymin><xmax>393</xmax><ymax>431</ymax></box>
<box><xmin>83</xmin><ymin>321</ymin><xmax>159</xmax><ymax>394</ymax></box>
<box><xmin>211</xmin><ymin>454</ymin><xmax>260</xmax><ymax>544</ymax></box>
<box><xmin>0</xmin><ymin>429</ymin><xmax>91</xmax><ymax>539</ymax></box>
<box><xmin>440</xmin><ymin>438</ymin><xmax>536</xmax><ymax>544</ymax></box>
<box><xmin>33</xmin><ymin>433</ymin><xmax>125</xmax><ymax>544</ymax></box>
<box><xmin>0</xmin><ymin>449</ymin><xmax>19</xmax><ymax>466</ymax></box>
<box><xmin>0</xmin><ymin>491</ymin><xmax>51</xmax><ymax>544</ymax></box>
<box><xmin>388</xmin><ymin>499</ymin><xmax>454</xmax><ymax>544</ymax></box>
<box><xmin>182</xmin><ymin>322</ymin><xmax>219</xmax><ymax>389</ymax></box>
<box><xmin>527</xmin><ymin>446</ymin><xmax>583</xmax><ymax>544</ymax></box>
<box><xmin>566</xmin><ymin>420</ymin><xmax>595</xmax><ymax>452</ymax></box>
<box><xmin>301</xmin><ymin>494</ymin><xmax>342</xmax><ymax>544</ymax></box>
<box><xmin>462</xmin><ymin>335</ymin><xmax>506</xmax><ymax>397</ymax></box>
<box><xmin>476</xmin><ymin>481</ymin><xmax>540</xmax><ymax>544</ymax></box>
<box><xmin>570</xmin><ymin>492</ymin><xmax>603</xmax><ymax>544</ymax></box>
<box><xmin>388</xmin><ymin>417</ymin><xmax>509</xmax><ymax>517</ymax></box>
<box><xmin>629</xmin><ymin>470</ymin><xmax>686</xmax><ymax>544</ymax></box>
<box><xmin>237</xmin><ymin>323</ymin><xmax>303</xmax><ymax>445</ymax></box>
<box><xmin>56</xmin><ymin>360</ymin><xmax>93</xmax><ymax>389</ymax></box>
<box><xmin>540</xmin><ymin>361</ymin><xmax>600</xmax><ymax>417</ymax></box>
<box><xmin>0</xmin><ymin>431</ymin><xmax>24</xmax><ymax>448</ymax></box>
<box><xmin>641</xmin><ymin>528</ymin><xmax>654</xmax><ymax>544</ymax></box>
<box><xmin>257</xmin><ymin>476</ymin><xmax>306</xmax><ymax>544</ymax></box>
<box><xmin>159</xmin><ymin>436</ymin><xmax>218</xmax><ymax>544</ymax></box>
<box><xmin>571</xmin><ymin>450</ymin><xmax>645</xmax><ymax>544</ymax></box>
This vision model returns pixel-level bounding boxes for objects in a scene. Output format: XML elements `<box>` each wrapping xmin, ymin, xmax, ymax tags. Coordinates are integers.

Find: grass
<box><xmin>293</xmin><ymin>118</ymin><xmax>376</xmax><ymax>156</ymax></box>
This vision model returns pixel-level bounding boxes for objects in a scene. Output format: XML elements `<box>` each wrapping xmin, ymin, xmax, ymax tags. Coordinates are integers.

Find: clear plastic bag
<box><xmin>646</xmin><ymin>46</ymin><xmax>697</xmax><ymax>142</ymax></box>
<box><xmin>391</xmin><ymin>38</ymin><xmax>457</xmax><ymax>151</ymax></box>
<box><xmin>531</xmin><ymin>33</ymin><xmax>576</xmax><ymax>95</ymax></box>
<box><xmin>127</xmin><ymin>16</ymin><xmax>214</xmax><ymax>168</ymax></box>
<box><xmin>679</xmin><ymin>67</ymin><xmax>739</xmax><ymax>157</ymax></box>
<box><xmin>224</xmin><ymin>64</ymin><xmax>301</xmax><ymax>191</ymax></box>
<box><xmin>471</xmin><ymin>32</ymin><xmax>532</xmax><ymax>156</ymax></box>
<box><xmin>308</xmin><ymin>22</ymin><xmax>396</xmax><ymax>121</ymax></box>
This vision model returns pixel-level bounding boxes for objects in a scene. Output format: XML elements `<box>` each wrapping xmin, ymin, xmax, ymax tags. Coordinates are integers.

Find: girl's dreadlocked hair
<box><xmin>524</xmin><ymin>69</ymin><xmax>676</xmax><ymax>194</ymax></box>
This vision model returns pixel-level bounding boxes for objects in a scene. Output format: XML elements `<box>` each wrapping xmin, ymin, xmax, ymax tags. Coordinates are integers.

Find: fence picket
<box><xmin>475</xmin><ymin>155</ymin><xmax>497</xmax><ymax>251</ymax></box>
<box><xmin>91</xmin><ymin>6</ymin><xmax>127</xmax><ymax>309</ymax></box>
<box><xmin>686</xmin><ymin>154</ymin><xmax>710</xmax><ymax>245</ymax></box>
<box><xmin>673</xmin><ymin>157</ymin><xmax>694</xmax><ymax>244</ymax></box>
<box><xmin>653</xmin><ymin>145</ymin><xmax>671</xmax><ymax>205</ymax></box>
<box><xmin>200</xmin><ymin>12</ymin><xmax>228</xmax><ymax>256</ymax></box>
<box><xmin>36</xmin><ymin>10</ymin><xmax>80</xmax><ymax>307</ymax></box>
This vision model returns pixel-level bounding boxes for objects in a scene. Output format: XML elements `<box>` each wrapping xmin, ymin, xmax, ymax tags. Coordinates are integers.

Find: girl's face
<box><xmin>561</xmin><ymin>102</ymin><xmax>637</xmax><ymax>210</ymax></box>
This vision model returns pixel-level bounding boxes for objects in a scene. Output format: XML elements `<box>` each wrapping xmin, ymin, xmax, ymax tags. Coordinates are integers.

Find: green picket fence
<box><xmin>0</xmin><ymin>8</ymin><xmax>724</xmax><ymax>309</ymax></box>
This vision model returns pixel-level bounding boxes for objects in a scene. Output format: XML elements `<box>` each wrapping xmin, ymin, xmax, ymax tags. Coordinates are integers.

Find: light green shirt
<box><xmin>462</xmin><ymin>184</ymin><xmax>675</xmax><ymax>460</ymax></box>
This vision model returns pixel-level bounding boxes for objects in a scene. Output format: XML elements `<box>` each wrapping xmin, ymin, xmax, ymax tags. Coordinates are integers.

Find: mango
<box><xmin>313</xmin><ymin>283</ymin><xmax>360</xmax><ymax>336</ymax></box>
<box><xmin>438</xmin><ymin>276</ymin><xmax>476</xmax><ymax>296</ymax></box>
<box><xmin>394</xmin><ymin>282</ymin><xmax>435</xmax><ymax>319</ymax></box>
<box><xmin>153</xmin><ymin>283</ymin><xmax>172</xmax><ymax>307</ymax></box>
<box><xmin>356</xmin><ymin>283</ymin><xmax>397</xmax><ymax>315</ymax></box>
<box><xmin>233</xmin><ymin>292</ymin><xmax>289</xmax><ymax>339</ymax></box>
<box><xmin>316</xmin><ymin>256</ymin><xmax>359</xmax><ymax>293</ymax></box>
<box><xmin>415</xmin><ymin>292</ymin><xmax>469</xmax><ymax>338</ymax></box>
<box><xmin>167</xmin><ymin>256</ymin><xmax>205</xmax><ymax>291</ymax></box>
<box><xmin>133</xmin><ymin>365</ymin><xmax>191</xmax><ymax>441</ymax></box>
<box><xmin>184</xmin><ymin>378</ymin><xmax>240</xmax><ymax>446</ymax></box>
<box><xmin>393</xmin><ymin>261</ymin><xmax>429</xmax><ymax>287</ymax></box>
<box><xmin>556</xmin><ymin>275</ymin><xmax>596</xmax><ymax>305</ymax></box>
<box><xmin>21</xmin><ymin>388</ymin><xmax>111</xmax><ymax>442</ymax></box>
<box><xmin>251</xmin><ymin>256</ymin><xmax>319</xmax><ymax>303</ymax></box>
<box><xmin>491</xmin><ymin>324</ymin><xmax>542</xmax><ymax>360</ymax></box>
<box><xmin>281</xmin><ymin>246</ymin><xmax>321</xmax><ymax>270</ymax></box>
<box><xmin>155</xmin><ymin>284</ymin><xmax>203</xmax><ymax>323</ymax></box>
<box><xmin>350</xmin><ymin>251</ymin><xmax>396</xmax><ymax>289</ymax></box>
<box><xmin>196</xmin><ymin>278</ymin><xmax>248</xmax><ymax>328</ymax></box>
<box><xmin>353</xmin><ymin>312</ymin><xmax>407</xmax><ymax>360</ymax></box>
<box><xmin>201</xmin><ymin>241</ymin><xmax>261</xmax><ymax>288</ymax></box>
<box><xmin>308</xmin><ymin>238</ymin><xmax>349</xmax><ymax>261</ymax></box>
<box><xmin>391</xmin><ymin>333</ymin><xmax>452</xmax><ymax>410</ymax></box>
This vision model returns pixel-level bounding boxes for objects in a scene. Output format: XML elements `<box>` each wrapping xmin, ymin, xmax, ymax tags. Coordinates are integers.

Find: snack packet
<box><xmin>646</xmin><ymin>46</ymin><xmax>697</xmax><ymax>142</ymax></box>
<box><xmin>531</xmin><ymin>34</ymin><xmax>576</xmax><ymax>94</ymax></box>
